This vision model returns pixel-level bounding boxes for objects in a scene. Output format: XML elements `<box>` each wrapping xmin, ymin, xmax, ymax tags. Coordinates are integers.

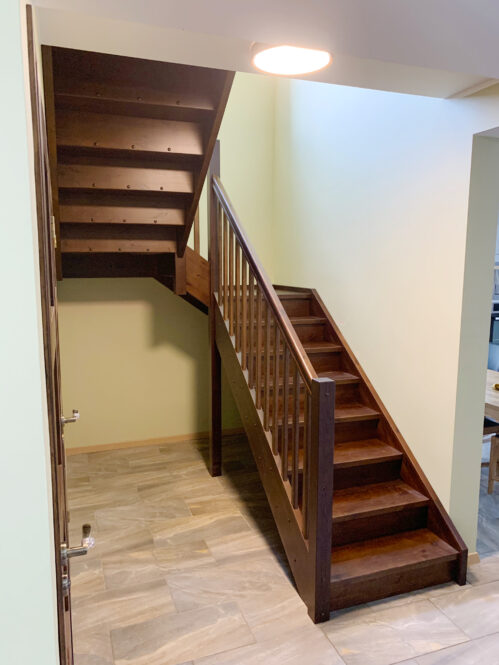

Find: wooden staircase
<box><xmin>40</xmin><ymin>47</ymin><xmax>467</xmax><ymax>623</ymax></box>
<box><xmin>208</xmin><ymin>175</ymin><xmax>468</xmax><ymax>622</ymax></box>
<box><xmin>275</xmin><ymin>288</ymin><xmax>464</xmax><ymax>611</ymax></box>
<box><xmin>41</xmin><ymin>46</ymin><xmax>231</xmax><ymax>309</ymax></box>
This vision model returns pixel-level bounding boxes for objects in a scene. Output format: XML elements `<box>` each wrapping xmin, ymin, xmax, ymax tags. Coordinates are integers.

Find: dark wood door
<box><xmin>26</xmin><ymin>6</ymin><xmax>74</xmax><ymax>664</ymax></box>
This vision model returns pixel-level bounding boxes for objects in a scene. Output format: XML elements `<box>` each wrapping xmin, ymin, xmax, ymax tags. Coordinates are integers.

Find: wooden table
<box><xmin>485</xmin><ymin>369</ymin><xmax>499</xmax><ymax>421</ymax></box>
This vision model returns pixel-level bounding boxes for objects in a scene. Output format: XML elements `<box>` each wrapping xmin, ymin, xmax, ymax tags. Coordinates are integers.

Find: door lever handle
<box><xmin>61</xmin><ymin>523</ymin><xmax>95</xmax><ymax>562</ymax></box>
<box><xmin>61</xmin><ymin>409</ymin><xmax>80</xmax><ymax>426</ymax></box>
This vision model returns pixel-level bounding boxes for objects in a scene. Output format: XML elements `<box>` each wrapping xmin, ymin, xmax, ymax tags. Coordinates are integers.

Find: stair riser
<box><xmin>335</xmin><ymin>419</ymin><xmax>379</xmax><ymax>443</ymax></box>
<box><xmin>274</xmin><ymin>417</ymin><xmax>380</xmax><ymax>449</ymax></box>
<box><xmin>332</xmin><ymin>506</ymin><xmax>428</xmax><ymax>547</ymax></box>
<box><xmin>310</xmin><ymin>351</ymin><xmax>343</xmax><ymax>372</ymax></box>
<box><xmin>292</xmin><ymin>324</ymin><xmax>328</xmax><ymax>343</ymax></box>
<box><xmin>248</xmin><ymin>351</ymin><xmax>343</xmax><ymax>376</ymax></box>
<box><xmin>330</xmin><ymin>558</ymin><xmax>458</xmax><ymax>611</ymax></box>
<box><xmin>334</xmin><ymin>459</ymin><xmax>402</xmax><ymax>490</ymax></box>
<box><xmin>280</xmin><ymin>298</ymin><xmax>312</xmax><ymax>317</ymax></box>
<box><xmin>260</xmin><ymin>381</ymin><xmax>360</xmax><ymax>404</ymax></box>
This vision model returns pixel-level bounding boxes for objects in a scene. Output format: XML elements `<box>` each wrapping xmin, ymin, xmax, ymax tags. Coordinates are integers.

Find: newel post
<box><xmin>308</xmin><ymin>377</ymin><xmax>335</xmax><ymax>622</ymax></box>
<box><xmin>208</xmin><ymin>141</ymin><xmax>222</xmax><ymax>476</ymax></box>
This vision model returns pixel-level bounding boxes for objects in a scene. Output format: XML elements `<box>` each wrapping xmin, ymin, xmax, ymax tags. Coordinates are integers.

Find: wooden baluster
<box><xmin>264</xmin><ymin>300</ymin><xmax>271</xmax><ymax>430</ymax></box>
<box><xmin>235</xmin><ymin>244</ymin><xmax>241</xmax><ymax>351</ymax></box>
<box><xmin>255</xmin><ymin>287</ymin><xmax>263</xmax><ymax>409</ymax></box>
<box><xmin>217</xmin><ymin>203</ymin><xmax>222</xmax><ymax>306</ymax></box>
<box><xmin>193</xmin><ymin>206</ymin><xmax>200</xmax><ymax>254</ymax></box>
<box><xmin>302</xmin><ymin>390</ymin><xmax>311</xmax><ymax>538</ymax></box>
<box><xmin>241</xmin><ymin>256</ymin><xmax>247</xmax><ymax>370</ymax></box>
<box><xmin>281</xmin><ymin>347</ymin><xmax>290</xmax><ymax>480</ymax></box>
<box><xmin>229</xmin><ymin>226</ymin><xmax>234</xmax><ymax>336</ymax></box>
<box><xmin>292</xmin><ymin>365</ymin><xmax>300</xmax><ymax>508</ymax></box>
<box><xmin>248</xmin><ymin>271</ymin><xmax>255</xmax><ymax>388</ymax></box>
<box><xmin>272</xmin><ymin>326</ymin><xmax>280</xmax><ymax>454</ymax></box>
<box><xmin>223</xmin><ymin>213</ymin><xmax>228</xmax><ymax>319</ymax></box>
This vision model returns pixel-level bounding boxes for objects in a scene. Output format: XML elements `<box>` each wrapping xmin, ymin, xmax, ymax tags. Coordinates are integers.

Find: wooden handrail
<box><xmin>212</xmin><ymin>175</ymin><xmax>317</xmax><ymax>388</ymax></box>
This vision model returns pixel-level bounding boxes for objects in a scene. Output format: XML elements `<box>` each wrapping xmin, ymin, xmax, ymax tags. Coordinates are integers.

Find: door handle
<box><xmin>61</xmin><ymin>409</ymin><xmax>80</xmax><ymax>426</ymax></box>
<box><xmin>61</xmin><ymin>523</ymin><xmax>95</xmax><ymax>563</ymax></box>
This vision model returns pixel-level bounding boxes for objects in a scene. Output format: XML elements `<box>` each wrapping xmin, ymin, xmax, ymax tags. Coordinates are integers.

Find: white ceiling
<box><xmin>33</xmin><ymin>0</ymin><xmax>499</xmax><ymax>98</ymax></box>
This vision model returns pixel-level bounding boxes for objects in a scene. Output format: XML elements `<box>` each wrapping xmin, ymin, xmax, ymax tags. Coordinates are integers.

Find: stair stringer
<box><xmin>309</xmin><ymin>287</ymin><xmax>468</xmax><ymax>582</ymax></box>
<box><xmin>215</xmin><ymin>306</ymin><xmax>331</xmax><ymax>622</ymax></box>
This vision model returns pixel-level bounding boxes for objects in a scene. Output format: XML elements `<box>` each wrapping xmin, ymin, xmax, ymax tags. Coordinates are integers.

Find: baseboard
<box><xmin>65</xmin><ymin>427</ymin><xmax>245</xmax><ymax>456</ymax></box>
<box><xmin>468</xmin><ymin>552</ymin><xmax>480</xmax><ymax>565</ymax></box>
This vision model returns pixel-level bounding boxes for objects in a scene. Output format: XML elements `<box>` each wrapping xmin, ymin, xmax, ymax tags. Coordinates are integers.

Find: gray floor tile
<box><xmin>323</xmin><ymin>600</ymin><xmax>468</xmax><ymax>665</ymax></box>
<box><xmin>431</xmin><ymin>580</ymin><xmax>499</xmax><ymax>639</ymax></box>
<box><xmin>415</xmin><ymin>631</ymin><xmax>499</xmax><ymax>664</ymax></box>
<box><xmin>111</xmin><ymin>601</ymin><xmax>255</xmax><ymax>665</ymax></box>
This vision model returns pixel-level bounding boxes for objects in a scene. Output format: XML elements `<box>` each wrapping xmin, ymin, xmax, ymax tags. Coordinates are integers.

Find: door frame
<box><xmin>26</xmin><ymin>5</ymin><xmax>73</xmax><ymax>664</ymax></box>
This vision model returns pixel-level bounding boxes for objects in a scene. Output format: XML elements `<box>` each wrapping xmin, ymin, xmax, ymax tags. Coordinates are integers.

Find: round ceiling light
<box><xmin>252</xmin><ymin>44</ymin><xmax>332</xmax><ymax>76</ymax></box>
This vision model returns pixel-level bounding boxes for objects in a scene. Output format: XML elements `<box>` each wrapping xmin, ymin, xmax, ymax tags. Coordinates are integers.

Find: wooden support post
<box><xmin>209</xmin><ymin>141</ymin><xmax>222</xmax><ymax>476</ymax></box>
<box><xmin>308</xmin><ymin>377</ymin><xmax>335</xmax><ymax>623</ymax></box>
<box><xmin>174</xmin><ymin>253</ymin><xmax>187</xmax><ymax>295</ymax></box>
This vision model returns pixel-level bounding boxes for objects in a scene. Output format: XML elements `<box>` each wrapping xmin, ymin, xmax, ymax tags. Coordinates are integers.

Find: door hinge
<box><xmin>50</xmin><ymin>215</ymin><xmax>57</xmax><ymax>249</ymax></box>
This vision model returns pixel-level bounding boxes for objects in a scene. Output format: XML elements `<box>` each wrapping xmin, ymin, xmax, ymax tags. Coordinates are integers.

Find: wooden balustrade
<box><xmin>208</xmin><ymin>142</ymin><xmax>335</xmax><ymax>621</ymax></box>
<box><xmin>210</xmin><ymin>171</ymin><xmax>334</xmax><ymax>543</ymax></box>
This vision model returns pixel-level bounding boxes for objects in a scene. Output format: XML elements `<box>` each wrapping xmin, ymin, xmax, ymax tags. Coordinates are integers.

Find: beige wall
<box><xmin>272</xmin><ymin>78</ymin><xmax>499</xmax><ymax>548</ymax></box>
<box><xmin>58</xmin><ymin>73</ymin><xmax>276</xmax><ymax>449</ymax></box>
<box><xmin>59</xmin><ymin>278</ymin><xmax>240</xmax><ymax>448</ymax></box>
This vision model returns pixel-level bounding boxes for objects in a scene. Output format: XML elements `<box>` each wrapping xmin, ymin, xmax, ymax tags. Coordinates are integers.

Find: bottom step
<box><xmin>330</xmin><ymin>529</ymin><xmax>459</xmax><ymax>611</ymax></box>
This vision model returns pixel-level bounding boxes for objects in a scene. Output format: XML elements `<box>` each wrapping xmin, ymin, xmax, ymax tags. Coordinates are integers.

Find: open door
<box><xmin>26</xmin><ymin>6</ymin><xmax>93</xmax><ymax>664</ymax></box>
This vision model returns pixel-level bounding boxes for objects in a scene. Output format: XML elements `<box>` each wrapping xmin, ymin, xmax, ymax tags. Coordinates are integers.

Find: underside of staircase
<box><xmin>42</xmin><ymin>47</ymin><xmax>467</xmax><ymax>623</ymax></box>
<box><xmin>41</xmin><ymin>46</ymin><xmax>227</xmax><ymax>310</ymax></box>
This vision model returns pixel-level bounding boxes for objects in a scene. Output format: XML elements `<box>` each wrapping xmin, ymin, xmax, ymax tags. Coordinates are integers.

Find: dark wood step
<box><xmin>58</xmin><ymin>164</ymin><xmax>193</xmax><ymax>195</ymax></box>
<box><xmin>332</xmin><ymin>480</ymin><xmax>428</xmax><ymax>523</ymax></box>
<box><xmin>320</xmin><ymin>370</ymin><xmax>359</xmax><ymax>385</ymax></box>
<box><xmin>275</xmin><ymin>402</ymin><xmax>380</xmax><ymax>428</ymax></box>
<box><xmin>302</xmin><ymin>341</ymin><xmax>342</xmax><ymax>354</ymax></box>
<box><xmin>56</xmin><ymin>109</ymin><xmax>204</xmax><ymax>157</ymax></box>
<box><xmin>335</xmin><ymin>403</ymin><xmax>380</xmax><ymax>423</ymax></box>
<box><xmin>55</xmin><ymin>83</ymin><xmax>216</xmax><ymax>123</ymax></box>
<box><xmin>289</xmin><ymin>316</ymin><xmax>327</xmax><ymax>326</ymax></box>
<box><xmin>260</xmin><ymin>370</ymin><xmax>359</xmax><ymax>395</ymax></box>
<box><xmin>289</xmin><ymin>438</ymin><xmax>401</xmax><ymax>470</ymax></box>
<box><xmin>286</xmin><ymin>438</ymin><xmax>402</xmax><ymax>492</ymax></box>
<box><xmin>277</xmin><ymin>291</ymin><xmax>313</xmax><ymax>317</ymax></box>
<box><xmin>59</xmin><ymin>204</ymin><xmax>185</xmax><ymax>226</ymax></box>
<box><xmin>334</xmin><ymin>439</ymin><xmax>402</xmax><ymax>468</ymax></box>
<box><xmin>329</xmin><ymin>529</ymin><xmax>459</xmax><ymax>610</ymax></box>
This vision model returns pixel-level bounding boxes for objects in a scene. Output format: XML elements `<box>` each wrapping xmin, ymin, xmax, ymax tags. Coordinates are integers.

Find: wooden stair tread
<box><xmin>288</xmin><ymin>438</ymin><xmax>402</xmax><ymax>471</ymax></box>
<box><xmin>334</xmin><ymin>439</ymin><xmax>403</xmax><ymax>468</ymax></box>
<box><xmin>332</xmin><ymin>480</ymin><xmax>428</xmax><ymax>522</ymax></box>
<box><xmin>276</xmin><ymin>403</ymin><xmax>381</xmax><ymax>427</ymax></box>
<box><xmin>59</xmin><ymin>204</ymin><xmax>184</xmax><ymax>226</ymax></box>
<box><xmin>58</xmin><ymin>164</ymin><xmax>193</xmax><ymax>194</ymax></box>
<box><xmin>289</xmin><ymin>316</ymin><xmax>327</xmax><ymax>325</ymax></box>
<box><xmin>276</xmin><ymin>290</ymin><xmax>312</xmax><ymax>299</ymax></box>
<box><xmin>56</xmin><ymin>109</ymin><xmax>204</xmax><ymax>156</ymax></box>
<box><xmin>318</xmin><ymin>370</ymin><xmax>359</xmax><ymax>384</ymax></box>
<box><xmin>263</xmin><ymin>370</ymin><xmax>358</xmax><ymax>392</ymax></box>
<box><xmin>302</xmin><ymin>341</ymin><xmax>342</xmax><ymax>354</ymax></box>
<box><xmin>335</xmin><ymin>403</ymin><xmax>380</xmax><ymax>422</ymax></box>
<box><xmin>330</xmin><ymin>529</ymin><xmax>458</xmax><ymax>584</ymax></box>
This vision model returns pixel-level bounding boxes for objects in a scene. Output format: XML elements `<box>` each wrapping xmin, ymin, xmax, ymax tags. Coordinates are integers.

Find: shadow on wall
<box><xmin>57</xmin><ymin>277</ymin><xmax>240</xmax><ymax>448</ymax></box>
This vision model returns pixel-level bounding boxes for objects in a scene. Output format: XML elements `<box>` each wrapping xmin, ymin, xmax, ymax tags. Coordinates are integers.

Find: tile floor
<box><xmin>67</xmin><ymin>434</ymin><xmax>499</xmax><ymax>665</ymax></box>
